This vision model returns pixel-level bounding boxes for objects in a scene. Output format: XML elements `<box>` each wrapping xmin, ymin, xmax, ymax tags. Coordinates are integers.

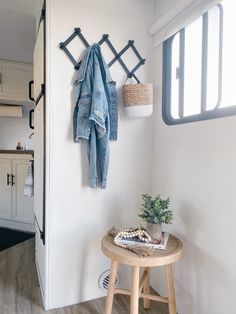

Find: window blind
<box><xmin>149</xmin><ymin>0</ymin><xmax>222</xmax><ymax>46</ymax></box>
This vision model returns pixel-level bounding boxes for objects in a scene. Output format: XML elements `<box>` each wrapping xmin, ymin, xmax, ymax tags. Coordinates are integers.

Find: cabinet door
<box><xmin>34</xmin><ymin>19</ymin><xmax>44</xmax><ymax>99</ymax></box>
<box><xmin>34</xmin><ymin>96</ymin><xmax>44</xmax><ymax>231</ymax></box>
<box><xmin>12</xmin><ymin>159</ymin><xmax>34</xmax><ymax>224</ymax></box>
<box><xmin>0</xmin><ymin>158</ymin><xmax>12</xmax><ymax>219</ymax></box>
<box><xmin>0</xmin><ymin>61</ymin><xmax>33</xmax><ymax>102</ymax></box>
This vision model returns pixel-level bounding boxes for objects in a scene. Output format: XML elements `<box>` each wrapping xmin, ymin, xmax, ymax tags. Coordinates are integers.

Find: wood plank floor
<box><xmin>0</xmin><ymin>238</ymin><xmax>168</xmax><ymax>314</ymax></box>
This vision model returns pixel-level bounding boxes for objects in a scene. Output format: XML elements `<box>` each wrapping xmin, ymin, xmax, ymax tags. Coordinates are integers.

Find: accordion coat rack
<box><xmin>59</xmin><ymin>28</ymin><xmax>146</xmax><ymax>83</ymax></box>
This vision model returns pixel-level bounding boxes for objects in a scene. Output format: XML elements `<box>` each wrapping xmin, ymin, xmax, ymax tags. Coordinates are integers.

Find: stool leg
<box><xmin>130</xmin><ymin>266</ymin><xmax>140</xmax><ymax>314</ymax></box>
<box><xmin>143</xmin><ymin>267</ymin><xmax>151</xmax><ymax>309</ymax></box>
<box><xmin>105</xmin><ymin>260</ymin><xmax>118</xmax><ymax>314</ymax></box>
<box><xmin>165</xmin><ymin>264</ymin><xmax>177</xmax><ymax>314</ymax></box>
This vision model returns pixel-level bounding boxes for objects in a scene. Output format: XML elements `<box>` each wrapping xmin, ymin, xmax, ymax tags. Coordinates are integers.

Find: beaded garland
<box><xmin>114</xmin><ymin>227</ymin><xmax>152</xmax><ymax>248</ymax></box>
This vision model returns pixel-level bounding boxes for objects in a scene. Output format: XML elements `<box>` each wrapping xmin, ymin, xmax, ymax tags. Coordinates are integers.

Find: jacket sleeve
<box><xmin>89</xmin><ymin>59</ymin><xmax>108</xmax><ymax>138</ymax></box>
<box><xmin>73</xmin><ymin>67</ymin><xmax>93</xmax><ymax>142</ymax></box>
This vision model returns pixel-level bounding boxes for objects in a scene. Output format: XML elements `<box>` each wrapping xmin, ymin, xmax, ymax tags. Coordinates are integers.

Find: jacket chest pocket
<box><xmin>78</xmin><ymin>93</ymin><xmax>92</xmax><ymax>118</ymax></box>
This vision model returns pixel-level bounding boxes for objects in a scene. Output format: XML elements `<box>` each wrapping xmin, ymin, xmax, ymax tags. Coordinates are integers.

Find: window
<box><xmin>162</xmin><ymin>1</ymin><xmax>236</xmax><ymax>125</ymax></box>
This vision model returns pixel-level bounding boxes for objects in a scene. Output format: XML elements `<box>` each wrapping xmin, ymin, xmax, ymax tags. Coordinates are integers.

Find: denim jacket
<box><xmin>73</xmin><ymin>44</ymin><xmax>118</xmax><ymax>188</ymax></box>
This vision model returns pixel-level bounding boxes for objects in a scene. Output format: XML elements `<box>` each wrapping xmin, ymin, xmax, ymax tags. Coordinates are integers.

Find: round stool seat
<box><xmin>102</xmin><ymin>234</ymin><xmax>182</xmax><ymax>267</ymax></box>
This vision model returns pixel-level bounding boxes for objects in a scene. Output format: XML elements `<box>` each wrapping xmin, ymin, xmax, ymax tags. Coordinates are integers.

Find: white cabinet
<box><xmin>12</xmin><ymin>159</ymin><xmax>34</xmax><ymax>224</ymax></box>
<box><xmin>0</xmin><ymin>158</ymin><xmax>12</xmax><ymax>219</ymax></box>
<box><xmin>0</xmin><ymin>60</ymin><xmax>33</xmax><ymax>102</ymax></box>
<box><xmin>0</xmin><ymin>154</ymin><xmax>34</xmax><ymax>232</ymax></box>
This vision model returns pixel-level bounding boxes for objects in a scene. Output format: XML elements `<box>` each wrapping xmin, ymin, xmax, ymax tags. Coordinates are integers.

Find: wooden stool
<box><xmin>101</xmin><ymin>234</ymin><xmax>183</xmax><ymax>314</ymax></box>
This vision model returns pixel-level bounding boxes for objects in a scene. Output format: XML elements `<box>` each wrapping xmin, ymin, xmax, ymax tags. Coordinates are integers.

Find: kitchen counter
<box><xmin>0</xmin><ymin>150</ymin><xmax>34</xmax><ymax>156</ymax></box>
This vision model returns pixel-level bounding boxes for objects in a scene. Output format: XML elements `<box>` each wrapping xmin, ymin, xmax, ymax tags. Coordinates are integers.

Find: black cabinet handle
<box><xmin>29</xmin><ymin>109</ymin><xmax>34</xmax><ymax>129</ymax></box>
<box><xmin>29</xmin><ymin>80</ymin><xmax>34</xmax><ymax>101</ymax></box>
<box><xmin>11</xmin><ymin>174</ymin><xmax>15</xmax><ymax>186</ymax></box>
<box><xmin>7</xmin><ymin>174</ymin><xmax>11</xmax><ymax>185</ymax></box>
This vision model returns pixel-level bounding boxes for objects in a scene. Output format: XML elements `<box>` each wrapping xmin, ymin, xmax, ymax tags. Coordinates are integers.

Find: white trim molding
<box><xmin>149</xmin><ymin>0</ymin><xmax>222</xmax><ymax>46</ymax></box>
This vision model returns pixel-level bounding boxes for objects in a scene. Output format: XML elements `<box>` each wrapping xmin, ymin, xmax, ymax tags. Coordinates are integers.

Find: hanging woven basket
<box><xmin>122</xmin><ymin>83</ymin><xmax>153</xmax><ymax>118</ymax></box>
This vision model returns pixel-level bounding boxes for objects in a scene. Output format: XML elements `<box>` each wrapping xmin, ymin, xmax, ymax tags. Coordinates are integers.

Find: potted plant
<box><xmin>139</xmin><ymin>194</ymin><xmax>173</xmax><ymax>240</ymax></box>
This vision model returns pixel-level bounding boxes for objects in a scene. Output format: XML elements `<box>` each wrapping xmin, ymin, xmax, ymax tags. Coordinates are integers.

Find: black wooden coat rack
<box><xmin>59</xmin><ymin>28</ymin><xmax>146</xmax><ymax>83</ymax></box>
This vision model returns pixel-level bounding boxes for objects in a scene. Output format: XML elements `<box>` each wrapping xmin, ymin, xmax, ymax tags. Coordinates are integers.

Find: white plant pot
<box><xmin>146</xmin><ymin>222</ymin><xmax>162</xmax><ymax>240</ymax></box>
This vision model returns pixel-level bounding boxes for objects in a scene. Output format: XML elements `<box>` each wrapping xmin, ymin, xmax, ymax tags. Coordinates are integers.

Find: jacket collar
<box><xmin>76</xmin><ymin>43</ymin><xmax>112</xmax><ymax>83</ymax></box>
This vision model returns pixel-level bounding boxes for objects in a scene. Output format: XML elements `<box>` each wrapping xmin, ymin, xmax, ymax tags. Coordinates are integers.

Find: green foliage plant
<box><xmin>139</xmin><ymin>194</ymin><xmax>173</xmax><ymax>225</ymax></box>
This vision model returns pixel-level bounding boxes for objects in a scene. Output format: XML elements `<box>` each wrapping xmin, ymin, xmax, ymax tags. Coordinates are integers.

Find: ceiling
<box><xmin>0</xmin><ymin>0</ymin><xmax>36</xmax><ymax>16</ymax></box>
<box><xmin>0</xmin><ymin>0</ymin><xmax>36</xmax><ymax>63</ymax></box>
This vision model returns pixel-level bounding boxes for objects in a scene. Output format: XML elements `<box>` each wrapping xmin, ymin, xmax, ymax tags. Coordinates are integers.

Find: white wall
<box><xmin>45</xmin><ymin>0</ymin><xmax>155</xmax><ymax>309</ymax></box>
<box><xmin>0</xmin><ymin>106</ymin><xmax>34</xmax><ymax>149</ymax></box>
<box><xmin>151</xmin><ymin>1</ymin><xmax>236</xmax><ymax>314</ymax></box>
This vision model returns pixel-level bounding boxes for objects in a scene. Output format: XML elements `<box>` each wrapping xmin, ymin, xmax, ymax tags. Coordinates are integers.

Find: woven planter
<box><xmin>122</xmin><ymin>83</ymin><xmax>153</xmax><ymax>118</ymax></box>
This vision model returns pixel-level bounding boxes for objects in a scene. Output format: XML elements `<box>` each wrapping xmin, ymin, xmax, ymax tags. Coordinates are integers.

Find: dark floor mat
<box><xmin>0</xmin><ymin>227</ymin><xmax>34</xmax><ymax>251</ymax></box>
